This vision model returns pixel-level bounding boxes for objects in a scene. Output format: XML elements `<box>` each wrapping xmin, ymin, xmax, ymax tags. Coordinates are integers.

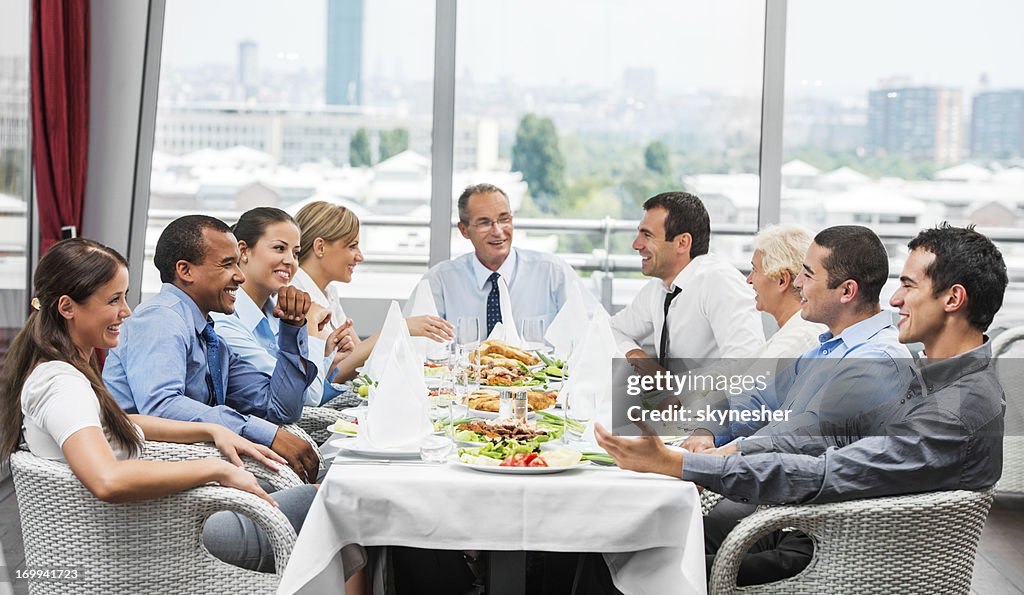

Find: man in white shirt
<box><xmin>419</xmin><ymin>183</ymin><xmax>578</xmax><ymax>335</ymax></box>
<box><xmin>611</xmin><ymin>192</ymin><xmax>765</xmax><ymax>367</ymax></box>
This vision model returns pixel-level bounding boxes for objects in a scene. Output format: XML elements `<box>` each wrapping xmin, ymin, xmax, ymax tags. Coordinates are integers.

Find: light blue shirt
<box><xmin>212</xmin><ymin>289</ymin><xmax>340</xmax><ymax>407</ymax></box>
<box><xmin>421</xmin><ymin>247</ymin><xmax>577</xmax><ymax>331</ymax></box>
<box><xmin>710</xmin><ymin>309</ymin><xmax>914</xmax><ymax>445</ymax></box>
<box><xmin>103</xmin><ymin>283</ymin><xmax>317</xmax><ymax>446</ymax></box>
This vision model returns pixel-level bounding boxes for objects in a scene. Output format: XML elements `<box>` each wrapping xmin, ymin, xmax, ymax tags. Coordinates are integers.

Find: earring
<box><xmin>318</xmin><ymin>252</ymin><xmax>324</xmax><ymax>258</ymax></box>
<box><xmin>242</xmin><ymin>256</ymin><xmax>248</xmax><ymax>264</ymax></box>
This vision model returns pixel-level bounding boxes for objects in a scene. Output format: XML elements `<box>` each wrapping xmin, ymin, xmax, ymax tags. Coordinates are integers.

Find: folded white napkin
<box><xmin>403</xmin><ymin>279</ymin><xmax>449</xmax><ymax>360</ymax></box>
<box><xmin>359</xmin><ymin>334</ymin><xmax>432</xmax><ymax>451</ymax></box>
<box><xmin>363</xmin><ymin>301</ymin><xmax>410</xmax><ymax>381</ymax></box>
<box><xmin>483</xmin><ymin>277</ymin><xmax>523</xmax><ymax>347</ymax></box>
<box><xmin>545</xmin><ymin>279</ymin><xmax>590</xmax><ymax>358</ymax></box>
<box><xmin>559</xmin><ymin>308</ymin><xmax>621</xmax><ymax>443</ymax></box>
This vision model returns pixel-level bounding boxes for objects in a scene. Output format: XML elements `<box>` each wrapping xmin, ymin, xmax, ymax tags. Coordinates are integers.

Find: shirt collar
<box><xmin>917</xmin><ymin>337</ymin><xmax>992</xmax><ymax>394</ymax></box>
<box><xmin>666</xmin><ymin>253</ymin><xmax>709</xmax><ymax>293</ymax></box>
<box><xmin>232</xmin><ymin>288</ymin><xmax>278</xmax><ymax>334</ymax></box>
<box><xmin>471</xmin><ymin>247</ymin><xmax>518</xmax><ymax>290</ymax></box>
<box><xmin>162</xmin><ymin>283</ymin><xmax>210</xmax><ymax>336</ymax></box>
<box><xmin>818</xmin><ymin>309</ymin><xmax>893</xmax><ymax>347</ymax></box>
<box><xmin>294</xmin><ymin>266</ymin><xmax>329</xmax><ymax>306</ymax></box>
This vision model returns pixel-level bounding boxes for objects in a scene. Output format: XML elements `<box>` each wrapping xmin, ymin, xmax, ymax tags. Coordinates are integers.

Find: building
<box><xmin>971</xmin><ymin>89</ymin><xmax>1024</xmax><ymax>159</ymax></box>
<box><xmin>325</xmin><ymin>0</ymin><xmax>363</xmax><ymax>106</ymax></box>
<box><xmin>238</xmin><ymin>40</ymin><xmax>258</xmax><ymax>100</ymax></box>
<box><xmin>154</xmin><ymin>104</ymin><xmax>499</xmax><ymax>172</ymax></box>
<box><xmin>867</xmin><ymin>85</ymin><xmax>964</xmax><ymax>164</ymax></box>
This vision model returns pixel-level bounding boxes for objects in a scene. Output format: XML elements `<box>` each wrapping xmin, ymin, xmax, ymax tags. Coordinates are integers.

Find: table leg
<box><xmin>487</xmin><ymin>551</ymin><xmax>527</xmax><ymax>595</ymax></box>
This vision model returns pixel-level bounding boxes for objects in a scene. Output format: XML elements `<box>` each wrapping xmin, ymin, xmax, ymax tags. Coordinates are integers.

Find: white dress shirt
<box><xmin>291</xmin><ymin>266</ymin><xmax>348</xmax><ymax>323</ymax></box>
<box><xmin>759</xmin><ymin>310</ymin><xmax>828</xmax><ymax>360</ymax></box>
<box><xmin>420</xmin><ymin>247</ymin><xmax>578</xmax><ymax>330</ymax></box>
<box><xmin>611</xmin><ymin>253</ymin><xmax>765</xmax><ymax>360</ymax></box>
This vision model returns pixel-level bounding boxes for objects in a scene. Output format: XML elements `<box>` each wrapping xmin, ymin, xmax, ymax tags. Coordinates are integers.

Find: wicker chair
<box><xmin>992</xmin><ymin>326</ymin><xmax>1024</xmax><ymax>494</ymax></box>
<box><xmin>708</xmin><ymin>489</ymin><xmax>994</xmax><ymax>595</ymax></box>
<box><xmin>280</xmin><ymin>423</ymin><xmax>327</xmax><ymax>473</ymax></box>
<box><xmin>141</xmin><ymin>440</ymin><xmax>303</xmax><ymax>491</ymax></box>
<box><xmin>10</xmin><ymin>451</ymin><xmax>296</xmax><ymax>594</ymax></box>
<box><xmin>701</xmin><ymin>489</ymin><xmax>726</xmax><ymax>516</ymax></box>
<box><xmin>295</xmin><ymin>406</ymin><xmax>345</xmax><ymax>445</ymax></box>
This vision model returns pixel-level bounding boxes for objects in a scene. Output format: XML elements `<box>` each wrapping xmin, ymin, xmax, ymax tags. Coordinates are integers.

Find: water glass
<box><xmin>564</xmin><ymin>388</ymin><xmax>595</xmax><ymax>443</ymax></box>
<box><xmin>420</xmin><ymin>434</ymin><xmax>454</xmax><ymax>463</ymax></box>
<box><xmin>520</xmin><ymin>318</ymin><xmax>546</xmax><ymax>351</ymax></box>
<box><xmin>457</xmin><ymin>317</ymin><xmax>481</xmax><ymax>350</ymax></box>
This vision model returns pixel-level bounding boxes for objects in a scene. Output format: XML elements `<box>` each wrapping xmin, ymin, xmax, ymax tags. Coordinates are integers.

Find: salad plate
<box><xmin>456</xmin><ymin>460</ymin><xmax>590</xmax><ymax>475</ymax></box>
<box><xmin>332</xmin><ymin>439</ymin><xmax>421</xmax><ymax>460</ymax></box>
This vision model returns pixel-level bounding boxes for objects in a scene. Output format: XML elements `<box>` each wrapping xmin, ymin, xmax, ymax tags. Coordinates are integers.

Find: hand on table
<box><xmin>679</xmin><ymin>429</ymin><xmax>717</xmax><ymax>453</ymax></box>
<box><xmin>406</xmin><ymin>315</ymin><xmax>453</xmax><ymax>343</ymax></box>
<box><xmin>274</xmin><ymin>286</ymin><xmax>312</xmax><ymax>327</ymax></box>
<box><xmin>271</xmin><ymin>428</ymin><xmax>320</xmax><ymax>483</ymax></box>
<box><xmin>594</xmin><ymin>423</ymin><xmax>683</xmax><ymax>479</ymax></box>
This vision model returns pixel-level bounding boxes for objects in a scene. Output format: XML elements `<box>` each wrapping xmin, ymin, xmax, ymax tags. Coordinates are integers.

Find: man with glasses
<box><xmin>612</xmin><ymin>191</ymin><xmax>765</xmax><ymax>368</ymax></box>
<box><xmin>418</xmin><ymin>183</ymin><xmax>579</xmax><ymax>334</ymax></box>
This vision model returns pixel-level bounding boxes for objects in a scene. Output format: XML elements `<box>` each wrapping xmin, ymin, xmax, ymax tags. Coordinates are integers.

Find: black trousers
<box><xmin>703</xmin><ymin>498</ymin><xmax>814</xmax><ymax>587</ymax></box>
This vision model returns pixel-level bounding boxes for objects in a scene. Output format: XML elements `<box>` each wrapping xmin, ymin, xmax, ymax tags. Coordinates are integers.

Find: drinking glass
<box><xmin>564</xmin><ymin>388</ymin><xmax>595</xmax><ymax>444</ymax></box>
<box><xmin>456</xmin><ymin>317</ymin><xmax>481</xmax><ymax>354</ymax></box>
<box><xmin>519</xmin><ymin>318</ymin><xmax>546</xmax><ymax>351</ymax></box>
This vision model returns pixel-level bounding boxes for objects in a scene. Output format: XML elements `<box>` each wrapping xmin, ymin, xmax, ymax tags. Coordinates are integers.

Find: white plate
<box><xmin>456</xmin><ymin>460</ymin><xmax>591</xmax><ymax>474</ymax></box>
<box><xmin>331</xmin><ymin>439</ymin><xmax>421</xmax><ymax>460</ymax></box>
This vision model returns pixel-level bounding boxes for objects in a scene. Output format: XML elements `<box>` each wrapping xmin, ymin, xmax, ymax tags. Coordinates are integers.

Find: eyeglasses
<box><xmin>468</xmin><ymin>215</ymin><xmax>513</xmax><ymax>231</ymax></box>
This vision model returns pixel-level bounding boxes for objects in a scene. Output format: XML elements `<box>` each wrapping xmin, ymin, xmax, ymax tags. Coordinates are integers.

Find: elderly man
<box><xmin>418</xmin><ymin>183</ymin><xmax>578</xmax><ymax>335</ymax></box>
<box><xmin>598</xmin><ymin>223</ymin><xmax>1007</xmax><ymax>587</ymax></box>
<box><xmin>611</xmin><ymin>191</ymin><xmax>765</xmax><ymax>367</ymax></box>
<box><xmin>103</xmin><ymin>215</ymin><xmax>320</xmax><ymax>483</ymax></box>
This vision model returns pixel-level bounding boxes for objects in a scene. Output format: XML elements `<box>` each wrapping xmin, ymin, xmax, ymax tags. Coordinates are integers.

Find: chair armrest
<box><xmin>296</xmin><ymin>406</ymin><xmax>345</xmax><ymax>445</ymax></box>
<box><xmin>701</xmin><ymin>490</ymin><xmax>725</xmax><ymax>516</ymax></box>
<box><xmin>709</xmin><ymin>489</ymin><xmax>994</xmax><ymax>595</ymax></box>
<box><xmin>141</xmin><ymin>441</ymin><xmax>303</xmax><ymax>491</ymax></box>
<box><xmin>185</xmin><ymin>484</ymin><xmax>297</xmax><ymax>574</ymax></box>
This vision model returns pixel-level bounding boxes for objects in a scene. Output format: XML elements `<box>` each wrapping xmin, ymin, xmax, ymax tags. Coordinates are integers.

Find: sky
<box><xmin>156</xmin><ymin>0</ymin><xmax>1024</xmax><ymax>97</ymax></box>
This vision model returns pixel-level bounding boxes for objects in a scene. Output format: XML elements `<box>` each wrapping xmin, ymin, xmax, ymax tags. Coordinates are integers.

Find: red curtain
<box><xmin>31</xmin><ymin>0</ymin><xmax>90</xmax><ymax>255</ymax></box>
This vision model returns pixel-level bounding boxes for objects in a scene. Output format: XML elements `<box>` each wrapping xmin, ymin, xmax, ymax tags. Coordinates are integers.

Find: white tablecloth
<box><xmin>278</xmin><ymin>457</ymin><xmax>707</xmax><ymax>594</ymax></box>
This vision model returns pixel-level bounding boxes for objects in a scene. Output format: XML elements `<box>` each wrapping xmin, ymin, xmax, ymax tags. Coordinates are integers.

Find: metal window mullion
<box><xmin>757</xmin><ymin>0</ymin><xmax>787</xmax><ymax>229</ymax></box>
<box><xmin>429</xmin><ymin>0</ymin><xmax>457</xmax><ymax>267</ymax></box>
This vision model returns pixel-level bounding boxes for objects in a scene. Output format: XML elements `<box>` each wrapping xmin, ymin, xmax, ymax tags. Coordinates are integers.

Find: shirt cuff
<box><xmin>278</xmin><ymin>321</ymin><xmax>309</xmax><ymax>358</ymax></box>
<box><xmin>681</xmin><ymin>452</ymin><xmax>727</xmax><ymax>491</ymax></box>
<box><xmin>618</xmin><ymin>340</ymin><xmax>643</xmax><ymax>357</ymax></box>
<box><xmin>242</xmin><ymin>416</ymin><xmax>279</xmax><ymax>447</ymax></box>
<box><xmin>738</xmin><ymin>435</ymin><xmax>775</xmax><ymax>455</ymax></box>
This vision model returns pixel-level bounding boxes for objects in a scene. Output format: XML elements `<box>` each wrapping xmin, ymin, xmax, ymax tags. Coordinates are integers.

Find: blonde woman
<box><xmin>291</xmin><ymin>201</ymin><xmax>453</xmax><ymax>382</ymax></box>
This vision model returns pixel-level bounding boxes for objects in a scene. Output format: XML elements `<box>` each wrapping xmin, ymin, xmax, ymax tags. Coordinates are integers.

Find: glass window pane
<box><xmin>149</xmin><ymin>0</ymin><xmax>434</xmax><ymax>333</ymax></box>
<box><xmin>453</xmin><ymin>1</ymin><xmax>765</xmax><ymax>309</ymax></box>
<box><xmin>0</xmin><ymin>0</ymin><xmax>30</xmax><ymax>357</ymax></box>
<box><xmin>782</xmin><ymin>0</ymin><xmax>1024</xmax><ymax>328</ymax></box>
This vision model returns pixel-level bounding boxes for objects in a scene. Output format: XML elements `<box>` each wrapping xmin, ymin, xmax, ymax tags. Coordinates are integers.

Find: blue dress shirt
<box><xmin>710</xmin><ymin>309</ymin><xmax>914</xmax><ymax>445</ymax></box>
<box><xmin>212</xmin><ymin>288</ymin><xmax>339</xmax><ymax>407</ymax></box>
<box><xmin>420</xmin><ymin>248</ymin><xmax>577</xmax><ymax>330</ymax></box>
<box><xmin>103</xmin><ymin>283</ymin><xmax>317</xmax><ymax>446</ymax></box>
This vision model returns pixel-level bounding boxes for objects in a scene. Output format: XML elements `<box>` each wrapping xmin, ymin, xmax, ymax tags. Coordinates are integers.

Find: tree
<box><xmin>379</xmin><ymin>128</ymin><xmax>409</xmax><ymax>162</ymax></box>
<box><xmin>511</xmin><ymin>114</ymin><xmax>566</xmax><ymax>212</ymax></box>
<box><xmin>349</xmin><ymin>128</ymin><xmax>372</xmax><ymax>167</ymax></box>
<box><xmin>644</xmin><ymin>141</ymin><xmax>671</xmax><ymax>176</ymax></box>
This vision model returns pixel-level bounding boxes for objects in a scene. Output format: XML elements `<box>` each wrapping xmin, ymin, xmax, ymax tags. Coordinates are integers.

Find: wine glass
<box><xmin>565</xmin><ymin>388</ymin><xmax>595</xmax><ymax>444</ymax></box>
<box><xmin>456</xmin><ymin>317</ymin><xmax>480</xmax><ymax>361</ymax></box>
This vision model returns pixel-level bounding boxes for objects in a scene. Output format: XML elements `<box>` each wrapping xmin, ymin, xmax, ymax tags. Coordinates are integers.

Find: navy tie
<box><xmin>659</xmin><ymin>286</ymin><xmax>682</xmax><ymax>367</ymax></box>
<box><xmin>486</xmin><ymin>272</ymin><xmax>502</xmax><ymax>335</ymax></box>
<box><xmin>201</xmin><ymin>323</ymin><xmax>226</xmax><ymax>405</ymax></box>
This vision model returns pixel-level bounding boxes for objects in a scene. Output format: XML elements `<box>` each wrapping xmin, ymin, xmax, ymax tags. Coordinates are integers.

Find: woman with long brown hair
<box><xmin>0</xmin><ymin>238</ymin><xmax>318</xmax><ymax>572</ymax></box>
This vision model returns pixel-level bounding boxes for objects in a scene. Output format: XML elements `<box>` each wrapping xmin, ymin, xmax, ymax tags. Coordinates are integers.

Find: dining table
<box><xmin>277</xmin><ymin>437</ymin><xmax>708</xmax><ymax>595</ymax></box>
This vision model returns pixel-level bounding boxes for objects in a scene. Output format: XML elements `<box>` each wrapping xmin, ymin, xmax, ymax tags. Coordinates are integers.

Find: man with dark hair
<box><xmin>683</xmin><ymin>224</ymin><xmax>912</xmax><ymax>451</ymax></box>
<box><xmin>104</xmin><ymin>215</ymin><xmax>322</xmax><ymax>482</ymax></box>
<box><xmin>611</xmin><ymin>191</ymin><xmax>765</xmax><ymax>363</ymax></box>
<box><xmin>598</xmin><ymin>223</ymin><xmax>1007</xmax><ymax>588</ymax></box>
<box><xmin>417</xmin><ymin>182</ymin><xmax>580</xmax><ymax>333</ymax></box>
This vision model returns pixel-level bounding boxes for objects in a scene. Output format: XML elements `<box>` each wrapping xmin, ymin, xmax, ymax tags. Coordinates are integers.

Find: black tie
<box><xmin>486</xmin><ymin>272</ymin><xmax>502</xmax><ymax>335</ymax></box>
<box><xmin>659</xmin><ymin>286</ymin><xmax>681</xmax><ymax>366</ymax></box>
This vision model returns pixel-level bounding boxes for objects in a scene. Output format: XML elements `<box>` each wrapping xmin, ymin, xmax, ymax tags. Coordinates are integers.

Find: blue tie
<box><xmin>486</xmin><ymin>272</ymin><xmax>502</xmax><ymax>335</ymax></box>
<box><xmin>201</xmin><ymin>323</ymin><xmax>226</xmax><ymax>405</ymax></box>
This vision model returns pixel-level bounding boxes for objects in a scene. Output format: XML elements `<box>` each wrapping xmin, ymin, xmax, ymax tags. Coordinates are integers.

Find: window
<box><xmin>147</xmin><ymin>0</ymin><xmax>435</xmax><ymax>330</ymax></box>
<box><xmin>0</xmin><ymin>0</ymin><xmax>30</xmax><ymax>359</ymax></box>
<box><xmin>782</xmin><ymin>0</ymin><xmax>1024</xmax><ymax>328</ymax></box>
<box><xmin>453</xmin><ymin>0</ymin><xmax>765</xmax><ymax>306</ymax></box>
